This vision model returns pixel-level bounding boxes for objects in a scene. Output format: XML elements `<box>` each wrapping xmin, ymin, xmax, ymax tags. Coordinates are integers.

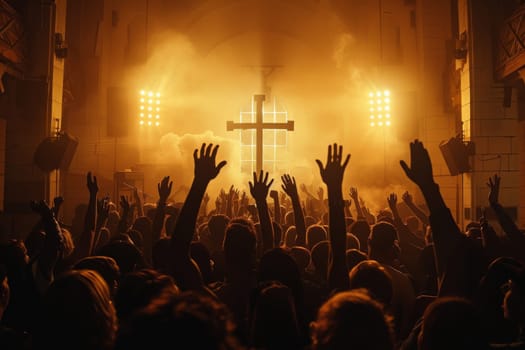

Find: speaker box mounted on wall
<box><xmin>439</xmin><ymin>135</ymin><xmax>475</xmax><ymax>176</ymax></box>
<box><xmin>34</xmin><ymin>132</ymin><xmax>79</xmax><ymax>172</ymax></box>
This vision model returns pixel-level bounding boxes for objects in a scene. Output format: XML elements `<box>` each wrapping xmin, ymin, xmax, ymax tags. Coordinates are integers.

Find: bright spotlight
<box><xmin>368</xmin><ymin>90</ymin><xmax>391</xmax><ymax>127</ymax></box>
<box><xmin>139</xmin><ymin>90</ymin><xmax>161</xmax><ymax>127</ymax></box>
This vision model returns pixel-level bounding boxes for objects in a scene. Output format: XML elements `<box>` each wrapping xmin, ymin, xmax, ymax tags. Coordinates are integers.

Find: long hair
<box><xmin>36</xmin><ymin>269</ymin><xmax>117</xmax><ymax>350</ymax></box>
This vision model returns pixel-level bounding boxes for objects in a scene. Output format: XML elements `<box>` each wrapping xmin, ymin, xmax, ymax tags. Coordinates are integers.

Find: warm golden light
<box><xmin>368</xmin><ymin>90</ymin><xmax>391</xmax><ymax>128</ymax></box>
<box><xmin>139</xmin><ymin>90</ymin><xmax>161</xmax><ymax>126</ymax></box>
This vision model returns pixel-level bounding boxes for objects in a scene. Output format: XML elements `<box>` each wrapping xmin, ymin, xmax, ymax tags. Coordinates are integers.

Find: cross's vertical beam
<box><xmin>254</xmin><ymin>94</ymin><xmax>265</xmax><ymax>174</ymax></box>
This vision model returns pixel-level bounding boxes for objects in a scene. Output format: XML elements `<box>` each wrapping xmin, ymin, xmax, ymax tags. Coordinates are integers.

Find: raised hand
<box><xmin>300</xmin><ymin>183</ymin><xmax>308</xmax><ymax>194</ymax></box>
<box><xmin>349</xmin><ymin>187</ymin><xmax>359</xmax><ymax>201</ymax></box>
<box><xmin>193</xmin><ymin>143</ymin><xmax>227</xmax><ymax>183</ymax></box>
<box><xmin>400</xmin><ymin>139</ymin><xmax>434</xmax><ymax>188</ymax></box>
<box><xmin>487</xmin><ymin>174</ymin><xmax>501</xmax><ymax>206</ymax></box>
<box><xmin>52</xmin><ymin>196</ymin><xmax>64</xmax><ymax>217</ymax></box>
<box><xmin>316</xmin><ymin>143</ymin><xmax>350</xmax><ymax>189</ymax></box>
<box><xmin>317</xmin><ymin>186</ymin><xmax>324</xmax><ymax>201</ymax></box>
<box><xmin>386</xmin><ymin>193</ymin><xmax>397</xmax><ymax>215</ymax></box>
<box><xmin>387</xmin><ymin>193</ymin><xmax>398</xmax><ymax>211</ymax></box>
<box><xmin>281</xmin><ymin>174</ymin><xmax>298</xmax><ymax>199</ymax></box>
<box><xmin>401</xmin><ymin>190</ymin><xmax>413</xmax><ymax>204</ymax></box>
<box><xmin>157</xmin><ymin>176</ymin><xmax>173</xmax><ymax>203</ymax></box>
<box><xmin>249</xmin><ymin>170</ymin><xmax>274</xmax><ymax>202</ymax></box>
<box><xmin>87</xmin><ymin>171</ymin><xmax>98</xmax><ymax>195</ymax></box>
<box><xmin>269</xmin><ymin>189</ymin><xmax>279</xmax><ymax>201</ymax></box>
<box><xmin>120</xmin><ymin>195</ymin><xmax>130</xmax><ymax>213</ymax></box>
<box><xmin>31</xmin><ymin>199</ymin><xmax>54</xmax><ymax>218</ymax></box>
<box><xmin>203</xmin><ymin>192</ymin><xmax>210</xmax><ymax>204</ymax></box>
<box><xmin>97</xmin><ymin>197</ymin><xmax>110</xmax><ymax>222</ymax></box>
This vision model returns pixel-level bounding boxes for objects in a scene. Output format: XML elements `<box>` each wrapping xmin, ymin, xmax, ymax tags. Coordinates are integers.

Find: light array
<box><xmin>368</xmin><ymin>90</ymin><xmax>391</xmax><ymax>127</ymax></box>
<box><xmin>139</xmin><ymin>90</ymin><xmax>160</xmax><ymax>127</ymax></box>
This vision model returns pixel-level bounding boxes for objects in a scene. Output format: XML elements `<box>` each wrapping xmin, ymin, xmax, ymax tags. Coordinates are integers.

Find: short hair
<box><xmin>307</xmin><ymin>225</ymin><xmax>327</xmax><ymax>250</ymax></box>
<box><xmin>369</xmin><ymin>222</ymin><xmax>398</xmax><ymax>250</ymax></box>
<box><xmin>311</xmin><ymin>289</ymin><xmax>394</xmax><ymax>350</ymax></box>
<box><xmin>420</xmin><ymin>296</ymin><xmax>487</xmax><ymax>350</ymax></box>
<box><xmin>349</xmin><ymin>260</ymin><xmax>393</xmax><ymax>306</ymax></box>
<box><xmin>346</xmin><ymin>233</ymin><xmax>360</xmax><ymax>250</ymax></box>
<box><xmin>114</xmin><ymin>291</ymin><xmax>241</xmax><ymax>350</ymax></box>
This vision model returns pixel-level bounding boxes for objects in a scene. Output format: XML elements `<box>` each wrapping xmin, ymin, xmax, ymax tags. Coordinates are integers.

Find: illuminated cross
<box><xmin>227</xmin><ymin>94</ymin><xmax>294</xmax><ymax>174</ymax></box>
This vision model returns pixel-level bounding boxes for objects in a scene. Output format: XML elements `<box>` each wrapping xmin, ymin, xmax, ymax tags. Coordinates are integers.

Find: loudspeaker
<box><xmin>107</xmin><ymin>87</ymin><xmax>130</xmax><ymax>137</ymax></box>
<box><xmin>439</xmin><ymin>136</ymin><xmax>471</xmax><ymax>176</ymax></box>
<box><xmin>34</xmin><ymin>132</ymin><xmax>79</xmax><ymax>172</ymax></box>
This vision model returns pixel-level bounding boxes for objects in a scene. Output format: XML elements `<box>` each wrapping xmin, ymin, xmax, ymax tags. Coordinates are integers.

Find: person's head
<box><xmin>345</xmin><ymin>249</ymin><xmax>368</xmax><ymax>272</ymax></box>
<box><xmin>349</xmin><ymin>260</ymin><xmax>393</xmax><ymax>307</ymax></box>
<box><xmin>311</xmin><ymin>240</ymin><xmax>331</xmax><ymax>281</ymax></box>
<box><xmin>307</xmin><ymin>225</ymin><xmax>327</xmax><ymax>251</ymax></box>
<box><xmin>114</xmin><ymin>268</ymin><xmax>179</xmax><ymax>325</ymax></box>
<box><xmin>36</xmin><ymin>269</ymin><xmax>117</xmax><ymax>350</ymax></box>
<box><xmin>257</xmin><ymin>248</ymin><xmax>303</xmax><ymax>306</ymax></box>
<box><xmin>419</xmin><ymin>296</ymin><xmax>487</xmax><ymax>350</ymax></box>
<box><xmin>249</xmin><ymin>280</ymin><xmax>301</xmax><ymax>349</ymax></box>
<box><xmin>284</xmin><ymin>211</ymin><xmax>295</xmax><ymax>227</ymax></box>
<box><xmin>289</xmin><ymin>246</ymin><xmax>311</xmax><ymax>272</ymax></box>
<box><xmin>73</xmin><ymin>255</ymin><xmax>121</xmax><ymax>298</ymax></box>
<box><xmin>405</xmin><ymin>215</ymin><xmax>421</xmax><ymax>235</ymax></box>
<box><xmin>190</xmin><ymin>241</ymin><xmax>214</xmax><ymax>284</ymax></box>
<box><xmin>223</xmin><ymin>220</ymin><xmax>257</xmax><ymax>271</ymax></box>
<box><xmin>349</xmin><ymin>220</ymin><xmax>371</xmax><ymax>253</ymax></box>
<box><xmin>164</xmin><ymin>214</ymin><xmax>178</xmax><ymax>237</ymax></box>
<box><xmin>95</xmin><ymin>238</ymin><xmax>144</xmax><ymax>275</ymax></box>
<box><xmin>115</xmin><ymin>290</ymin><xmax>242</xmax><ymax>350</ymax></box>
<box><xmin>106</xmin><ymin>210</ymin><xmax>120</xmax><ymax>236</ymax></box>
<box><xmin>368</xmin><ymin>222</ymin><xmax>399</xmax><ymax>263</ymax></box>
<box><xmin>0</xmin><ymin>239</ymin><xmax>29</xmax><ymax>277</ymax></box>
<box><xmin>346</xmin><ymin>233</ymin><xmax>360</xmax><ymax>250</ymax></box>
<box><xmin>132</xmin><ymin>216</ymin><xmax>152</xmax><ymax>241</ymax></box>
<box><xmin>311</xmin><ymin>289</ymin><xmax>394</xmax><ymax>350</ymax></box>
<box><xmin>208</xmin><ymin>214</ymin><xmax>230</xmax><ymax>249</ymax></box>
<box><xmin>152</xmin><ymin>237</ymin><xmax>171</xmax><ymax>273</ymax></box>
<box><xmin>284</xmin><ymin>226</ymin><xmax>297</xmax><ymax>248</ymax></box>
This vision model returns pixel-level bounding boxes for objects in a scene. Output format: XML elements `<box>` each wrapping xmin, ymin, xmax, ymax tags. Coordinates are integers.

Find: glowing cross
<box><xmin>227</xmin><ymin>94</ymin><xmax>294</xmax><ymax>174</ymax></box>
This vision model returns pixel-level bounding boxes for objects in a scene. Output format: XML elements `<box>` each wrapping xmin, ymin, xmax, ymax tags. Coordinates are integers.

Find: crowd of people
<box><xmin>1</xmin><ymin>139</ymin><xmax>525</xmax><ymax>349</ymax></box>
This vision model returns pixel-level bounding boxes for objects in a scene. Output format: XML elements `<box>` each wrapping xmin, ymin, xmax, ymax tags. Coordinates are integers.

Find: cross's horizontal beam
<box><xmin>226</xmin><ymin>120</ymin><xmax>294</xmax><ymax>131</ymax></box>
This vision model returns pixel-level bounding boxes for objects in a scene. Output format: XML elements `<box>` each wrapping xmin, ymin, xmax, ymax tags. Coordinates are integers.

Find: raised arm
<box><xmin>133</xmin><ymin>186</ymin><xmax>144</xmax><ymax>218</ymax></box>
<box><xmin>401</xmin><ymin>190</ymin><xmax>430</xmax><ymax>227</ymax></box>
<box><xmin>400</xmin><ymin>139</ymin><xmax>463</xmax><ymax>294</ymax></box>
<box><xmin>249</xmin><ymin>170</ymin><xmax>275</xmax><ymax>254</ymax></box>
<box><xmin>387</xmin><ymin>193</ymin><xmax>424</xmax><ymax>249</ymax></box>
<box><xmin>269</xmin><ymin>189</ymin><xmax>281</xmax><ymax>225</ymax></box>
<box><xmin>30</xmin><ymin>199</ymin><xmax>63</xmax><ymax>292</ymax></box>
<box><xmin>281</xmin><ymin>174</ymin><xmax>307</xmax><ymax>247</ymax></box>
<box><xmin>170</xmin><ymin>143</ymin><xmax>226</xmax><ymax>290</ymax></box>
<box><xmin>148</xmin><ymin>176</ymin><xmax>172</xmax><ymax>265</ymax></box>
<box><xmin>118</xmin><ymin>195</ymin><xmax>131</xmax><ymax>234</ymax></box>
<box><xmin>316</xmin><ymin>143</ymin><xmax>350</xmax><ymax>292</ymax></box>
<box><xmin>52</xmin><ymin>196</ymin><xmax>64</xmax><ymax>220</ymax></box>
<box><xmin>487</xmin><ymin>174</ymin><xmax>523</xmax><ymax>240</ymax></box>
<box><xmin>72</xmin><ymin>172</ymin><xmax>98</xmax><ymax>260</ymax></box>
<box><xmin>349</xmin><ymin>187</ymin><xmax>365</xmax><ymax>219</ymax></box>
